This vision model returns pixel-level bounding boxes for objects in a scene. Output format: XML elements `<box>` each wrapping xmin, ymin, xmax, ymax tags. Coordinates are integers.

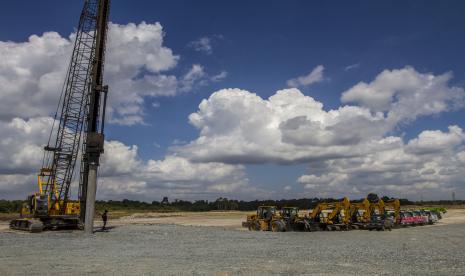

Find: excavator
<box><xmin>365</xmin><ymin>198</ymin><xmax>399</xmax><ymax>231</ymax></box>
<box><xmin>349</xmin><ymin>198</ymin><xmax>371</xmax><ymax>229</ymax></box>
<box><xmin>383</xmin><ymin>198</ymin><xmax>401</xmax><ymax>225</ymax></box>
<box><xmin>10</xmin><ymin>0</ymin><xmax>110</xmax><ymax>232</ymax></box>
<box><xmin>309</xmin><ymin>197</ymin><xmax>351</xmax><ymax>231</ymax></box>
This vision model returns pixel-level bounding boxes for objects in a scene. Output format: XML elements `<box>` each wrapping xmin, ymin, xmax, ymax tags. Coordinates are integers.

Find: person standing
<box><xmin>102</xmin><ymin>210</ymin><xmax>108</xmax><ymax>230</ymax></box>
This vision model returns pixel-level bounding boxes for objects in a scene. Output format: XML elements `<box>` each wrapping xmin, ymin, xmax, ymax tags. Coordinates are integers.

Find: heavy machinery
<box><xmin>309</xmin><ymin>197</ymin><xmax>351</xmax><ymax>230</ymax></box>
<box><xmin>365</xmin><ymin>198</ymin><xmax>400</xmax><ymax>231</ymax></box>
<box><xmin>280</xmin><ymin>207</ymin><xmax>319</xmax><ymax>231</ymax></box>
<box><xmin>242</xmin><ymin>206</ymin><xmax>286</xmax><ymax>232</ymax></box>
<box><xmin>10</xmin><ymin>0</ymin><xmax>110</xmax><ymax>233</ymax></box>
<box><xmin>384</xmin><ymin>199</ymin><xmax>401</xmax><ymax>225</ymax></box>
<box><xmin>349</xmin><ymin>198</ymin><xmax>371</xmax><ymax>229</ymax></box>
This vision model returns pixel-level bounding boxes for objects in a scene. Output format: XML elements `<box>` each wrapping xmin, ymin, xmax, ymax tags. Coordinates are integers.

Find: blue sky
<box><xmin>1</xmin><ymin>1</ymin><xmax>465</xmax><ymax>201</ymax></box>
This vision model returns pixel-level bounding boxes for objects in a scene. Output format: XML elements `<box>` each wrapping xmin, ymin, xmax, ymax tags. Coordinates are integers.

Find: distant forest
<box><xmin>1</xmin><ymin>197</ymin><xmax>464</xmax><ymax>213</ymax></box>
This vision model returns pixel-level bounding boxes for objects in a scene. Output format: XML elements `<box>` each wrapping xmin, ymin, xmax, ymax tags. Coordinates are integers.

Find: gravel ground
<box><xmin>1</xmin><ymin>223</ymin><xmax>464</xmax><ymax>275</ymax></box>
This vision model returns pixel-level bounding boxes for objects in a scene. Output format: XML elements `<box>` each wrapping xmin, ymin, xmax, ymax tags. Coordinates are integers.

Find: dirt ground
<box><xmin>1</xmin><ymin>211</ymin><xmax>465</xmax><ymax>275</ymax></box>
<box><xmin>1</xmin><ymin>208</ymin><xmax>464</xmax><ymax>275</ymax></box>
<box><xmin>1</xmin><ymin>208</ymin><xmax>464</xmax><ymax>232</ymax></box>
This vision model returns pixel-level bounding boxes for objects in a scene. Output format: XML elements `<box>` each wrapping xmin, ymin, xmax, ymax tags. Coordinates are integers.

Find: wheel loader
<box><xmin>242</xmin><ymin>206</ymin><xmax>286</xmax><ymax>232</ymax></box>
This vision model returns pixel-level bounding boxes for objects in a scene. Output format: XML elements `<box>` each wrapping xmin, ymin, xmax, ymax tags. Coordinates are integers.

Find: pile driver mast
<box><xmin>10</xmin><ymin>0</ymin><xmax>110</xmax><ymax>233</ymax></box>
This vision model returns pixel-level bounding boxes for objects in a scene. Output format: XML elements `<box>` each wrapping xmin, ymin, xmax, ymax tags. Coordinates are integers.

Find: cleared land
<box><xmin>0</xmin><ymin>209</ymin><xmax>464</xmax><ymax>275</ymax></box>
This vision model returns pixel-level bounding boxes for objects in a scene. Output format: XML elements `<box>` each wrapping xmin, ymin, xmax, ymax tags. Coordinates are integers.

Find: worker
<box><xmin>102</xmin><ymin>210</ymin><xmax>108</xmax><ymax>230</ymax></box>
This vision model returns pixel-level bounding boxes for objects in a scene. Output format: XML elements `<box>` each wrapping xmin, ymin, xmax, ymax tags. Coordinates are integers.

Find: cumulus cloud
<box><xmin>0</xmin><ymin>127</ymin><xmax>250</xmax><ymax>200</ymax></box>
<box><xmin>174</xmin><ymin>67</ymin><xmax>465</xmax><ymax>198</ymax></box>
<box><xmin>180</xmin><ymin>67</ymin><xmax>465</xmax><ymax>165</ymax></box>
<box><xmin>287</xmin><ymin>65</ymin><xmax>325</xmax><ymax>87</ymax></box>
<box><xmin>178</xmin><ymin>88</ymin><xmax>391</xmax><ymax>164</ymax></box>
<box><xmin>0</xmin><ymin>117</ymin><xmax>53</xmax><ymax>174</ymax></box>
<box><xmin>2</xmin><ymin>59</ymin><xmax>465</xmax><ymax>200</ymax></box>
<box><xmin>97</xmin><ymin>140</ymin><xmax>249</xmax><ymax>200</ymax></box>
<box><xmin>341</xmin><ymin>67</ymin><xmax>465</xmax><ymax>124</ymax></box>
<box><xmin>0</xmin><ymin>22</ymin><xmax>227</xmax><ymax>126</ymax></box>
<box><xmin>298</xmin><ymin>126</ymin><xmax>465</xmax><ymax>199</ymax></box>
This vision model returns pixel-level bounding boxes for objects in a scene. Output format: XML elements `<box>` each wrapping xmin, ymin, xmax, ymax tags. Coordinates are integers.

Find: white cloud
<box><xmin>341</xmin><ymin>66</ymin><xmax>465</xmax><ymax>124</ymax></box>
<box><xmin>0</xmin><ymin>22</ymin><xmax>178</xmax><ymax>124</ymax></box>
<box><xmin>0</xmin><ymin>117</ymin><xmax>53</xmax><ymax>174</ymax></box>
<box><xmin>179</xmin><ymin>64</ymin><xmax>227</xmax><ymax>92</ymax></box>
<box><xmin>287</xmin><ymin>65</ymin><xmax>325</xmax><ymax>87</ymax></box>
<box><xmin>2</xmin><ymin>60</ymin><xmax>465</xmax><ymax>200</ymax></box>
<box><xmin>188</xmin><ymin>36</ymin><xmax>213</xmax><ymax>55</ymax></box>
<box><xmin>97</xmin><ymin>140</ymin><xmax>249</xmax><ymax>200</ymax></box>
<box><xmin>0</xmin><ymin>127</ymin><xmax>251</xmax><ymax>200</ymax></box>
<box><xmin>173</xmin><ymin>67</ymin><xmax>465</xmax><ymax>198</ymax></box>
<box><xmin>406</xmin><ymin>125</ymin><xmax>465</xmax><ymax>155</ymax></box>
<box><xmin>298</xmin><ymin>126</ymin><xmax>465</xmax><ymax>199</ymax></box>
<box><xmin>0</xmin><ymin>22</ymin><xmax>227</xmax><ymax>126</ymax></box>
<box><xmin>178</xmin><ymin>87</ymin><xmax>393</xmax><ymax>164</ymax></box>
<box><xmin>179</xmin><ymin>64</ymin><xmax>207</xmax><ymax>92</ymax></box>
<box><xmin>211</xmin><ymin>71</ymin><xmax>228</xmax><ymax>82</ymax></box>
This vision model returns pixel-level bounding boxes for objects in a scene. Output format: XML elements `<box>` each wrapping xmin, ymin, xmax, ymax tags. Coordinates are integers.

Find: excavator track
<box><xmin>10</xmin><ymin>219</ymin><xmax>44</xmax><ymax>233</ymax></box>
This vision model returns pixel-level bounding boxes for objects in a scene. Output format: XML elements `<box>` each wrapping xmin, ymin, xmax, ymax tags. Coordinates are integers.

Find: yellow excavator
<box><xmin>349</xmin><ymin>198</ymin><xmax>371</xmax><ymax>229</ymax></box>
<box><xmin>383</xmin><ymin>199</ymin><xmax>401</xmax><ymax>225</ymax></box>
<box><xmin>309</xmin><ymin>197</ymin><xmax>351</xmax><ymax>231</ymax></box>
<box><xmin>365</xmin><ymin>198</ymin><xmax>399</xmax><ymax>231</ymax></box>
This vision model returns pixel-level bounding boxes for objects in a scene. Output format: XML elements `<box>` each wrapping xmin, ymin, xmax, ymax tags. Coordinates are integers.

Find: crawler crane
<box><xmin>10</xmin><ymin>0</ymin><xmax>110</xmax><ymax>233</ymax></box>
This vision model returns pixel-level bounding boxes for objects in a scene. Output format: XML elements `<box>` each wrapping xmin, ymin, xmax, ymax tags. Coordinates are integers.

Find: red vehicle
<box><xmin>400</xmin><ymin>211</ymin><xmax>415</xmax><ymax>226</ymax></box>
<box><xmin>411</xmin><ymin>211</ymin><xmax>427</xmax><ymax>225</ymax></box>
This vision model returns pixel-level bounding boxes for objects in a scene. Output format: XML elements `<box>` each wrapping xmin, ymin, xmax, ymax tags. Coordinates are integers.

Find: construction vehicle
<box><xmin>280</xmin><ymin>207</ymin><xmax>320</xmax><ymax>231</ymax></box>
<box><xmin>10</xmin><ymin>0</ymin><xmax>110</xmax><ymax>233</ymax></box>
<box><xmin>365</xmin><ymin>198</ymin><xmax>401</xmax><ymax>231</ymax></box>
<box><xmin>366</xmin><ymin>213</ymin><xmax>394</xmax><ymax>231</ymax></box>
<box><xmin>280</xmin><ymin>206</ymin><xmax>301</xmax><ymax>231</ymax></box>
<box><xmin>383</xmin><ymin>199</ymin><xmax>401</xmax><ymax>225</ymax></box>
<box><xmin>242</xmin><ymin>206</ymin><xmax>286</xmax><ymax>232</ymax></box>
<box><xmin>309</xmin><ymin>197</ymin><xmax>351</xmax><ymax>230</ymax></box>
<box><xmin>349</xmin><ymin>198</ymin><xmax>371</xmax><ymax>229</ymax></box>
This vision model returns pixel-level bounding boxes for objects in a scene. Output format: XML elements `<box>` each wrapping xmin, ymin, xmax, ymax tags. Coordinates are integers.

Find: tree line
<box><xmin>1</xmin><ymin>197</ymin><xmax>463</xmax><ymax>213</ymax></box>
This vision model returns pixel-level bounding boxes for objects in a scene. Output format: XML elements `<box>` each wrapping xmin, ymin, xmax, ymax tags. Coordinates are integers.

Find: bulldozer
<box><xmin>242</xmin><ymin>206</ymin><xmax>286</xmax><ymax>232</ymax></box>
<box><xmin>309</xmin><ymin>197</ymin><xmax>351</xmax><ymax>231</ymax></box>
